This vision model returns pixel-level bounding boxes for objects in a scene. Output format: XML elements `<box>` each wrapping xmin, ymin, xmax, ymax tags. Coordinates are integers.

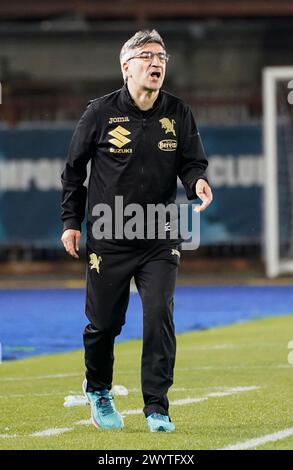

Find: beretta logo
<box><xmin>158</xmin><ymin>140</ymin><xmax>177</xmax><ymax>151</ymax></box>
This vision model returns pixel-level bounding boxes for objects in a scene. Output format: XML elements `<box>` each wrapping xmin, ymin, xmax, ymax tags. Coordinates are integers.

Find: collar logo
<box><xmin>159</xmin><ymin>118</ymin><xmax>176</xmax><ymax>137</ymax></box>
<box><xmin>108</xmin><ymin>125</ymin><xmax>131</xmax><ymax>148</ymax></box>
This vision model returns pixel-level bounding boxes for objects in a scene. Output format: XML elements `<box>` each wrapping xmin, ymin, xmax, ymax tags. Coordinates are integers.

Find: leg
<box><xmin>83</xmin><ymin>242</ymin><xmax>136</xmax><ymax>392</ymax></box>
<box><xmin>134</xmin><ymin>243</ymin><xmax>180</xmax><ymax>417</ymax></box>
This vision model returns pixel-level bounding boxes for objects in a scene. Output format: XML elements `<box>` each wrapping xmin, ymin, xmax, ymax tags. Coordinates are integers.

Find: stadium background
<box><xmin>0</xmin><ymin>0</ymin><xmax>293</xmax><ymax>451</ymax></box>
<box><xmin>2</xmin><ymin>2</ymin><xmax>293</xmax><ymax>273</ymax></box>
<box><xmin>0</xmin><ymin>0</ymin><xmax>292</xmax><ymax>351</ymax></box>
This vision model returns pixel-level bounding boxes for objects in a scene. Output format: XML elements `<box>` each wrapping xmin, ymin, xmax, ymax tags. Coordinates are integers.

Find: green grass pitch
<box><xmin>0</xmin><ymin>315</ymin><xmax>292</xmax><ymax>450</ymax></box>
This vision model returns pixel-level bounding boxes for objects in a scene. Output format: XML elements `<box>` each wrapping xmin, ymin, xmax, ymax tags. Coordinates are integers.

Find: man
<box><xmin>61</xmin><ymin>30</ymin><xmax>212</xmax><ymax>432</ymax></box>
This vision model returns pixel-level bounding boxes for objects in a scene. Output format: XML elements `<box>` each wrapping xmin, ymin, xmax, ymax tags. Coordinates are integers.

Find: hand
<box><xmin>61</xmin><ymin>229</ymin><xmax>81</xmax><ymax>259</ymax></box>
<box><xmin>194</xmin><ymin>179</ymin><xmax>213</xmax><ymax>213</ymax></box>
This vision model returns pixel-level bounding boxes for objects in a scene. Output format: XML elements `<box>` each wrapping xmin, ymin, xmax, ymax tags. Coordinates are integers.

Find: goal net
<box><xmin>263</xmin><ymin>67</ymin><xmax>293</xmax><ymax>277</ymax></box>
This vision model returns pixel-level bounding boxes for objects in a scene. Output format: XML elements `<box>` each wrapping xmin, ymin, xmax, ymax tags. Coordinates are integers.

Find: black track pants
<box><xmin>83</xmin><ymin>239</ymin><xmax>181</xmax><ymax>417</ymax></box>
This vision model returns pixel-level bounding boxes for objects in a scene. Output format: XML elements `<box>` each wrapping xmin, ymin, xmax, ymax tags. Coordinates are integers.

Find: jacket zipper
<box><xmin>141</xmin><ymin>118</ymin><xmax>146</xmax><ymax>193</ymax></box>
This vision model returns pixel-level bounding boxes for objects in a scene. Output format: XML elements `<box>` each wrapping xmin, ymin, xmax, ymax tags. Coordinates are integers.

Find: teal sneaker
<box><xmin>146</xmin><ymin>412</ymin><xmax>175</xmax><ymax>432</ymax></box>
<box><xmin>82</xmin><ymin>379</ymin><xmax>124</xmax><ymax>430</ymax></box>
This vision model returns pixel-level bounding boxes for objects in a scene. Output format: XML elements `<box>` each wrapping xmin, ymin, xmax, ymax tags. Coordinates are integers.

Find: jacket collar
<box><xmin>119</xmin><ymin>83</ymin><xmax>163</xmax><ymax>117</ymax></box>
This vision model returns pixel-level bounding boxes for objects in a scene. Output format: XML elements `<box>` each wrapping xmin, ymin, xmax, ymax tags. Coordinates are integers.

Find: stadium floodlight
<box><xmin>263</xmin><ymin>67</ymin><xmax>293</xmax><ymax>277</ymax></box>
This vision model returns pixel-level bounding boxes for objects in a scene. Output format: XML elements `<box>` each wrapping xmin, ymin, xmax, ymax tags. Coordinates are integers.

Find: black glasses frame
<box><xmin>127</xmin><ymin>51</ymin><xmax>170</xmax><ymax>63</ymax></box>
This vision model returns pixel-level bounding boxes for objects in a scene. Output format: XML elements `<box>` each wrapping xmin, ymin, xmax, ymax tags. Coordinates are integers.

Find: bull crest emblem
<box><xmin>171</xmin><ymin>249</ymin><xmax>181</xmax><ymax>258</ymax></box>
<box><xmin>159</xmin><ymin>118</ymin><xmax>176</xmax><ymax>137</ymax></box>
<box><xmin>89</xmin><ymin>253</ymin><xmax>102</xmax><ymax>273</ymax></box>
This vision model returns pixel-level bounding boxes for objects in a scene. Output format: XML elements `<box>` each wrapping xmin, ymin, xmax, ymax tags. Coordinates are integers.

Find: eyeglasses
<box><xmin>127</xmin><ymin>51</ymin><xmax>170</xmax><ymax>63</ymax></box>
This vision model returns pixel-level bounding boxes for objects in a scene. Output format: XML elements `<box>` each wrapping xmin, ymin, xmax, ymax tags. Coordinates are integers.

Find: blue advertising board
<box><xmin>0</xmin><ymin>125</ymin><xmax>262</xmax><ymax>247</ymax></box>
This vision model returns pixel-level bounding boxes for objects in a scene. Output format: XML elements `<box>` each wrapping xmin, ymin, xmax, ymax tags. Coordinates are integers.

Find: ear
<box><xmin>122</xmin><ymin>61</ymin><xmax>131</xmax><ymax>80</ymax></box>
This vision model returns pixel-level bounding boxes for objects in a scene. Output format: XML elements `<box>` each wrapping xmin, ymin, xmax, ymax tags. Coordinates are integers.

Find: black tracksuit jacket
<box><xmin>61</xmin><ymin>84</ymin><xmax>208</xmax><ymax>239</ymax></box>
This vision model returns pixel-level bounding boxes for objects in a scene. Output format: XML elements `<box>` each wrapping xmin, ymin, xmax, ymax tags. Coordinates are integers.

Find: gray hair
<box><xmin>120</xmin><ymin>29</ymin><xmax>166</xmax><ymax>81</ymax></box>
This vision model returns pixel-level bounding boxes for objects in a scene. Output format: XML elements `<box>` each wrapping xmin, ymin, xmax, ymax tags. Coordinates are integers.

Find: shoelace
<box><xmin>96</xmin><ymin>394</ymin><xmax>115</xmax><ymax>416</ymax></box>
<box><xmin>151</xmin><ymin>413</ymin><xmax>168</xmax><ymax>421</ymax></box>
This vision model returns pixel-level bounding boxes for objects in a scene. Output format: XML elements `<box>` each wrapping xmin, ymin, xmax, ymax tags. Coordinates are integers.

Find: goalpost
<box><xmin>263</xmin><ymin>66</ymin><xmax>293</xmax><ymax>277</ymax></box>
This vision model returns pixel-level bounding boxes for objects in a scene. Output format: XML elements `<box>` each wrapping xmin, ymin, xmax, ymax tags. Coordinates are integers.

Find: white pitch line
<box><xmin>63</xmin><ymin>386</ymin><xmax>243</xmax><ymax>408</ymax></box>
<box><xmin>0</xmin><ymin>386</ymin><xmax>243</xmax><ymax>399</ymax></box>
<box><xmin>121</xmin><ymin>408</ymin><xmax>142</xmax><ymax>416</ymax></box>
<box><xmin>0</xmin><ymin>434</ymin><xmax>17</xmax><ymax>439</ymax></box>
<box><xmin>170</xmin><ymin>397</ymin><xmax>208</xmax><ymax>405</ymax></box>
<box><xmin>129</xmin><ymin>386</ymin><xmax>236</xmax><ymax>392</ymax></box>
<box><xmin>30</xmin><ymin>427</ymin><xmax>74</xmax><ymax>437</ymax></box>
<box><xmin>220</xmin><ymin>427</ymin><xmax>293</xmax><ymax>450</ymax></box>
<box><xmin>0</xmin><ymin>391</ymin><xmax>74</xmax><ymax>399</ymax></box>
<box><xmin>75</xmin><ymin>419</ymin><xmax>91</xmax><ymax>426</ymax></box>
<box><xmin>207</xmin><ymin>386</ymin><xmax>258</xmax><ymax>397</ymax></box>
<box><xmin>180</xmin><ymin>344</ymin><xmax>239</xmax><ymax>351</ymax></box>
<box><xmin>1</xmin><ymin>372</ymin><xmax>80</xmax><ymax>382</ymax></box>
<box><xmin>119</xmin><ymin>386</ymin><xmax>259</xmax><ymax>416</ymax></box>
<box><xmin>176</xmin><ymin>365</ymin><xmax>291</xmax><ymax>371</ymax></box>
<box><xmin>1</xmin><ymin>365</ymin><xmax>290</xmax><ymax>382</ymax></box>
<box><xmin>0</xmin><ymin>385</ymin><xmax>259</xmax><ymax>439</ymax></box>
<box><xmin>179</xmin><ymin>342</ymin><xmax>285</xmax><ymax>352</ymax></box>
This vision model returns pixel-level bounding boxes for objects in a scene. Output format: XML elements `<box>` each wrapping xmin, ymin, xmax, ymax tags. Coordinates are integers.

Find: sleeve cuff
<box><xmin>184</xmin><ymin>176</ymin><xmax>209</xmax><ymax>200</ymax></box>
<box><xmin>192</xmin><ymin>176</ymin><xmax>209</xmax><ymax>195</ymax></box>
<box><xmin>62</xmin><ymin>218</ymin><xmax>81</xmax><ymax>232</ymax></box>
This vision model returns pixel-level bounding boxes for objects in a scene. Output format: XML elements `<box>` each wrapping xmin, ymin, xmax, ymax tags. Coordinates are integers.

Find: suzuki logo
<box><xmin>108</xmin><ymin>125</ymin><xmax>131</xmax><ymax>148</ymax></box>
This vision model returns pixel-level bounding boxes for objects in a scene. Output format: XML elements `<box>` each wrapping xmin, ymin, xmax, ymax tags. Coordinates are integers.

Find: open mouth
<box><xmin>150</xmin><ymin>71</ymin><xmax>161</xmax><ymax>78</ymax></box>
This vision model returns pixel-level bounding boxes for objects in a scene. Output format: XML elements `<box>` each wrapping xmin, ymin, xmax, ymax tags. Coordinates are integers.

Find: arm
<box><xmin>61</xmin><ymin>102</ymin><xmax>96</xmax><ymax>258</ymax></box>
<box><xmin>178</xmin><ymin>105</ymin><xmax>213</xmax><ymax>212</ymax></box>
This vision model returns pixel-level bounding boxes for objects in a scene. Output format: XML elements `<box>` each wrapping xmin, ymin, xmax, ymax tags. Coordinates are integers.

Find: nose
<box><xmin>150</xmin><ymin>54</ymin><xmax>162</xmax><ymax>66</ymax></box>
